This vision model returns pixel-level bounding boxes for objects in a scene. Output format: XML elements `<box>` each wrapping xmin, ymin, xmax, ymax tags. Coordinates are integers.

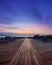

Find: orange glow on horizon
<box><xmin>0</xmin><ymin>24</ymin><xmax>52</xmax><ymax>35</ymax></box>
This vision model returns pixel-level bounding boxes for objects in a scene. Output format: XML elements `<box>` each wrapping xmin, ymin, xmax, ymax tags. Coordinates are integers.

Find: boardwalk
<box><xmin>9</xmin><ymin>38</ymin><xmax>47</xmax><ymax>65</ymax></box>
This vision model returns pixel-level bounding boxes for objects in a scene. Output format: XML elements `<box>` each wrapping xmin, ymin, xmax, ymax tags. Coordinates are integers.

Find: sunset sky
<box><xmin>0</xmin><ymin>0</ymin><xmax>52</xmax><ymax>35</ymax></box>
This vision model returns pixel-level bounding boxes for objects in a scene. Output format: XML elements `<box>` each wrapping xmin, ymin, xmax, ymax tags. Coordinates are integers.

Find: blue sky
<box><xmin>0</xmin><ymin>0</ymin><xmax>52</xmax><ymax>34</ymax></box>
